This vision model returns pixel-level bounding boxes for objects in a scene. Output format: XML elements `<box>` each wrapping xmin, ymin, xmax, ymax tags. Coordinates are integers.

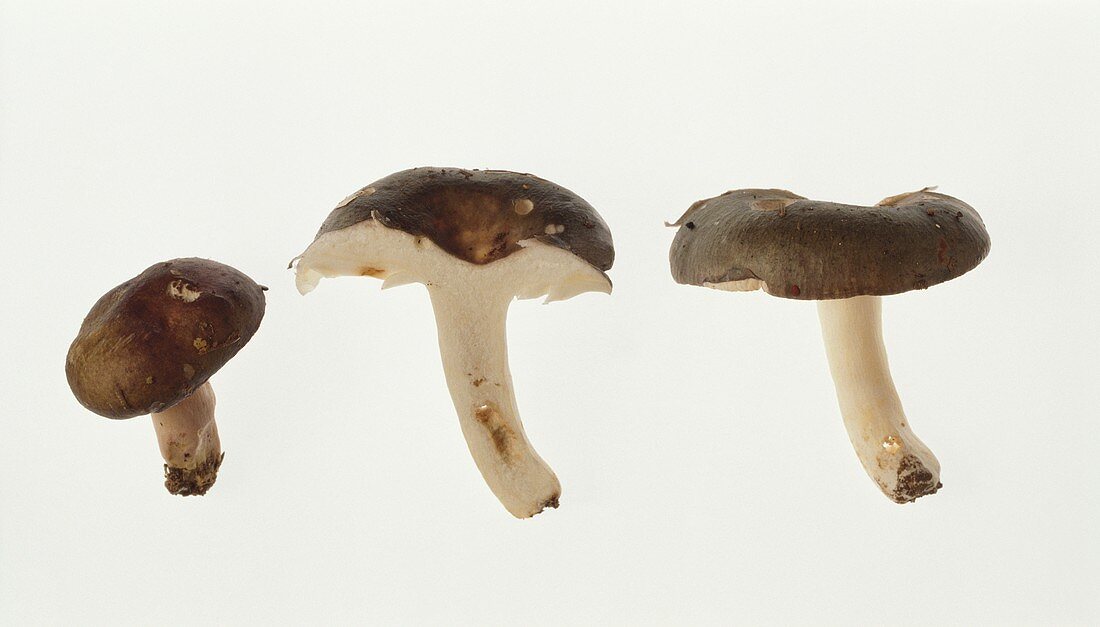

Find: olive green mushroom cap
<box><xmin>313</xmin><ymin>167</ymin><xmax>615</xmax><ymax>277</ymax></box>
<box><xmin>668</xmin><ymin>188</ymin><xmax>991</xmax><ymax>300</ymax></box>
<box><xmin>66</xmin><ymin>258</ymin><xmax>266</xmax><ymax>419</ymax></box>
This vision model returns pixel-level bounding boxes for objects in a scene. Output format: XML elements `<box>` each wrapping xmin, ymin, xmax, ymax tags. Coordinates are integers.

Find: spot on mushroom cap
<box><xmin>310</xmin><ymin>167</ymin><xmax>614</xmax><ymax>274</ymax></box>
<box><xmin>65</xmin><ymin>258</ymin><xmax>266</xmax><ymax>419</ymax></box>
<box><xmin>668</xmin><ymin>188</ymin><xmax>991</xmax><ymax>300</ymax></box>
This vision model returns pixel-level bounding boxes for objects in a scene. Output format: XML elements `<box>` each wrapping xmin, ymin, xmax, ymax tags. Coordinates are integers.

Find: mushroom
<box><xmin>668</xmin><ymin>187</ymin><xmax>990</xmax><ymax>503</ymax></box>
<box><xmin>66</xmin><ymin>258</ymin><xmax>266</xmax><ymax>496</ymax></box>
<box><xmin>292</xmin><ymin>167</ymin><xmax>614</xmax><ymax>518</ymax></box>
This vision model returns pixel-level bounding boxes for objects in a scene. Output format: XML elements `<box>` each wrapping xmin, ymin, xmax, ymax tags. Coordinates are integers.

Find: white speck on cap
<box><xmin>167</xmin><ymin>280</ymin><xmax>201</xmax><ymax>303</ymax></box>
<box><xmin>514</xmin><ymin>198</ymin><xmax>534</xmax><ymax>215</ymax></box>
<box><xmin>336</xmin><ymin>186</ymin><xmax>376</xmax><ymax>209</ymax></box>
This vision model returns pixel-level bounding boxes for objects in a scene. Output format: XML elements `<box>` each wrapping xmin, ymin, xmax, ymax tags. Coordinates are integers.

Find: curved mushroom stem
<box><xmin>150</xmin><ymin>381</ymin><xmax>223</xmax><ymax>496</ymax></box>
<box><xmin>428</xmin><ymin>286</ymin><xmax>561</xmax><ymax>518</ymax></box>
<box><xmin>817</xmin><ymin>296</ymin><xmax>941</xmax><ymax>503</ymax></box>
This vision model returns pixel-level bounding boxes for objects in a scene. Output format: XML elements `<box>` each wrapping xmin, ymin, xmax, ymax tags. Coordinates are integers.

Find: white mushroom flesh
<box><xmin>702</xmin><ymin>278</ymin><xmax>766</xmax><ymax>292</ymax></box>
<box><xmin>294</xmin><ymin>219</ymin><xmax>610</xmax><ymax>517</ymax></box>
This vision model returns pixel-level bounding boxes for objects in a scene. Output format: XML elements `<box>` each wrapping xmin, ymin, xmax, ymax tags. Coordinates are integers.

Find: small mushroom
<box><xmin>66</xmin><ymin>258</ymin><xmax>266</xmax><ymax>496</ymax></box>
<box><xmin>292</xmin><ymin>167</ymin><xmax>614</xmax><ymax>518</ymax></box>
<box><xmin>669</xmin><ymin>188</ymin><xmax>990</xmax><ymax>503</ymax></box>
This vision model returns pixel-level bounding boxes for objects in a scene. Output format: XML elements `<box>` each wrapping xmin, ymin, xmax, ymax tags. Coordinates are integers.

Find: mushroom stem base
<box><xmin>164</xmin><ymin>451</ymin><xmax>225</xmax><ymax>496</ymax></box>
<box><xmin>817</xmin><ymin>296</ymin><xmax>941</xmax><ymax>503</ymax></box>
<box><xmin>150</xmin><ymin>381</ymin><xmax>223</xmax><ymax>497</ymax></box>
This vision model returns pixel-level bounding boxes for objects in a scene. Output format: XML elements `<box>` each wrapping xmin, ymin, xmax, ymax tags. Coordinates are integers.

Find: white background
<box><xmin>1</xmin><ymin>1</ymin><xmax>1097</xmax><ymax>624</ymax></box>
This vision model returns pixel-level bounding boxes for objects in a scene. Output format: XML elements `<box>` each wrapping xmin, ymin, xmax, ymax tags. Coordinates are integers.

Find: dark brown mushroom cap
<box><xmin>669</xmin><ymin>188</ymin><xmax>991</xmax><ymax>300</ymax></box>
<box><xmin>66</xmin><ymin>258</ymin><xmax>266</xmax><ymax>419</ymax></box>
<box><xmin>314</xmin><ymin>167</ymin><xmax>614</xmax><ymax>274</ymax></box>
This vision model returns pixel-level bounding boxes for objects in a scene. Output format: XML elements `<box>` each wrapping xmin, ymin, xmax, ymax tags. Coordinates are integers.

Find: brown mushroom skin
<box><xmin>316</xmin><ymin>167</ymin><xmax>614</xmax><ymax>275</ymax></box>
<box><xmin>669</xmin><ymin>189</ymin><xmax>991</xmax><ymax>299</ymax></box>
<box><xmin>66</xmin><ymin>258</ymin><xmax>266</xmax><ymax>419</ymax></box>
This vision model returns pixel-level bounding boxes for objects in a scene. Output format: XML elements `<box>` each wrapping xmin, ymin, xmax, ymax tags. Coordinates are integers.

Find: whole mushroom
<box><xmin>669</xmin><ymin>187</ymin><xmax>990</xmax><ymax>503</ymax></box>
<box><xmin>292</xmin><ymin>167</ymin><xmax>614</xmax><ymax>518</ymax></box>
<box><xmin>66</xmin><ymin>258</ymin><xmax>266</xmax><ymax>496</ymax></box>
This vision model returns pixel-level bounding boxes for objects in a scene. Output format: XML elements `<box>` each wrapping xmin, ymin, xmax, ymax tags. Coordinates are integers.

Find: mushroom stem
<box><xmin>816</xmin><ymin>296</ymin><xmax>941</xmax><ymax>503</ymax></box>
<box><xmin>427</xmin><ymin>286</ymin><xmax>561</xmax><ymax>518</ymax></box>
<box><xmin>150</xmin><ymin>381</ymin><xmax>223</xmax><ymax>496</ymax></box>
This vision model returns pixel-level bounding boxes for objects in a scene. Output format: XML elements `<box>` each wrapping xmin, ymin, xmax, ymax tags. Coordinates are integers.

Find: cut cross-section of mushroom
<box><xmin>293</xmin><ymin>167</ymin><xmax>615</xmax><ymax>518</ymax></box>
<box><xmin>66</xmin><ymin>258</ymin><xmax>266</xmax><ymax>496</ymax></box>
<box><xmin>669</xmin><ymin>188</ymin><xmax>990</xmax><ymax>503</ymax></box>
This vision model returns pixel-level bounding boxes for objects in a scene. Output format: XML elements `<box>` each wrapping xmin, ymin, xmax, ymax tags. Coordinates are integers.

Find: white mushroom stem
<box><xmin>817</xmin><ymin>296</ymin><xmax>941</xmax><ymax>503</ymax></box>
<box><xmin>428</xmin><ymin>285</ymin><xmax>561</xmax><ymax>518</ymax></box>
<box><xmin>150</xmin><ymin>381</ymin><xmax>223</xmax><ymax>496</ymax></box>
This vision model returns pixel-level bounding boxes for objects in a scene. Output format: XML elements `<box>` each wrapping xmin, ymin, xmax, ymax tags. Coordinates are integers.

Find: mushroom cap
<box><xmin>66</xmin><ymin>258</ymin><xmax>266</xmax><ymax>419</ymax></box>
<box><xmin>668</xmin><ymin>188</ymin><xmax>991</xmax><ymax>300</ymax></box>
<box><xmin>312</xmin><ymin>167</ymin><xmax>614</xmax><ymax>275</ymax></box>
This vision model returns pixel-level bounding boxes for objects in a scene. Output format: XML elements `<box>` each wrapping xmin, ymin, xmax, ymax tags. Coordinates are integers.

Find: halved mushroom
<box><xmin>293</xmin><ymin>167</ymin><xmax>615</xmax><ymax>518</ymax></box>
<box><xmin>669</xmin><ymin>188</ymin><xmax>991</xmax><ymax>503</ymax></box>
<box><xmin>66</xmin><ymin>258</ymin><xmax>266</xmax><ymax>495</ymax></box>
